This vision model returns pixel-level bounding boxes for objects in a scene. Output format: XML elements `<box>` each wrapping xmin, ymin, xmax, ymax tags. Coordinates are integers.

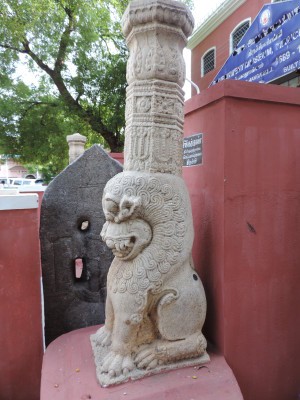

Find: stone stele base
<box><xmin>90</xmin><ymin>333</ymin><xmax>210</xmax><ymax>387</ymax></box>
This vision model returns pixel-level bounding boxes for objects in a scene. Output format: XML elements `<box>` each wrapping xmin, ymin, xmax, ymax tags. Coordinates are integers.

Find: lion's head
<box><xmin>101</xmin><ymin>171</ymin><xmax>193</xmax><ymax>300</ymax></box>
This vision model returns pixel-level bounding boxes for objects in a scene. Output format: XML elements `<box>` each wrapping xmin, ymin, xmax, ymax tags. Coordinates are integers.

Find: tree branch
<box><xmin>22</xmin><ymin>39</ymin><xmax>54</xmax><ymax>76</ymax></box>
<box><xmin>19</xmin><ymin>100</ymin><xmax>59</xmax><ymax>119</ymax></box>
<box><xmin>19</xmin><ymin>100</ymin><xmax>59</xmax><ymax>107</ymax></box>
<box><xmin>1</xmin><ymin>7</ymin><xmax>124</xmax><ymax>152</ymax></box>
<box><xmin>21</xmin><ymin>52</ymin><xmax>118</xmax><ymax>149</ymax></box>
<box><xmin>54</xmin><ymin>6</ymin><xmax>75</xmax><ymax>74</ymax></box>
<box><xmin>0</xmin><ymin>43</ymin><xmax>27</xmax><ymax>53</ymax></box>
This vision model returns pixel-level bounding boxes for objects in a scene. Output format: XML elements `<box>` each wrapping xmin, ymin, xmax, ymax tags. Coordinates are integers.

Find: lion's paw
<box><xmin>135</xmin><ymin>344</ymin><xmax>165</xmax><ymax>370</ymax></box>
<box><xmin>94</xmin><ymin>326</ymin><xmax>112</xmax><ymax>347</ymax></box>
<box><xmin>100</xmin><ymin>351</ymin><xmax>135</xmax><ymax>377</ymax></box>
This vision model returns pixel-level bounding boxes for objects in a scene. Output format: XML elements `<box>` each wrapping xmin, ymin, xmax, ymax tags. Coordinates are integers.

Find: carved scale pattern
<box><xmin>104</xmin><ymin>172</ymin><xmax>191</xmax><ymax>308</ymax></box>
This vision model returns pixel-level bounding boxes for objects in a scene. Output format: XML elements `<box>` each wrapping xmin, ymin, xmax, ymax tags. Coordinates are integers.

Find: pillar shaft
<box><xmin>122</xmin><ymin>0</ymin><xmax>194</xmax><ymax>175</ymax></box>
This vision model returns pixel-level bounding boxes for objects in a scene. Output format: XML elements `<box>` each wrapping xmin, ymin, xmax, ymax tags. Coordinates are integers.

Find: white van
<box><xmin>0</xmin><ymin>178</ymin><xmax>10</xmax><ymax>186</ymax></box>
<box><xmin>7</xmin><ymin>178</ymin><xmax>37</xmax><ymax>187</ymax></box>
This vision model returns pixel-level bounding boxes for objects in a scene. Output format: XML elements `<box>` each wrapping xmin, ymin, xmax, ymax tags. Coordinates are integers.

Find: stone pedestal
<box><xmin>41</xmin><ymin>326</ymin><xmax>243</xmax><ymax>400</ymax></box>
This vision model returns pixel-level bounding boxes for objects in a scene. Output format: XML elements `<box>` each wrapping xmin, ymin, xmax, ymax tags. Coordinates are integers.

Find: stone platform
<box><xmin>40</xmin><ymin>325</ymin><xmax>243</xmax><ymax>400</ymax></box>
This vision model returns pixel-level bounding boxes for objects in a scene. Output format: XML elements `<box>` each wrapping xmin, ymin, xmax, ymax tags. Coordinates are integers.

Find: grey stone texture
<box><xmin>40</xmin><ymin>145</ymin><xmax>122</xmax><ymax>345</ymax></box>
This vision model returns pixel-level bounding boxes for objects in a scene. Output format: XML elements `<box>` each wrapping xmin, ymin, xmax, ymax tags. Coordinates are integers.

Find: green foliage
<box><xmin>0</xmin><ymin>0</ymin><xmax>193</xmax><ymax>175</ymax></box>
<box><xmin>0</xmin><ymin>75</ymin><xmax>97</xmax><ymax>175</ymax></box>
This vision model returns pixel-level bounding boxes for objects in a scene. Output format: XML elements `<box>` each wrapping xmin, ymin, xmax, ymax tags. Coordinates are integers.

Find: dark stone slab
<box><xmin>40</xmin><ymin>145</ymin><xmax>122</xmax><ymax>345</ymax></box>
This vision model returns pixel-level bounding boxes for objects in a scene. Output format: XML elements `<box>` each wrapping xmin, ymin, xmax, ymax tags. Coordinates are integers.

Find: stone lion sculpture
<box><xmin>90</xmin><ymin>171</ymin><xmax>208</xmax><ymax>385</ymax></box>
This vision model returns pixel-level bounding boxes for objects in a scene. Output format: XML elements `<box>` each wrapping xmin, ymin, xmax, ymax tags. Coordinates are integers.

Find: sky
<box><xmin>193</xmin><ymin>0</ymin><xmax>226</xmax><ymax>26</ymax></box>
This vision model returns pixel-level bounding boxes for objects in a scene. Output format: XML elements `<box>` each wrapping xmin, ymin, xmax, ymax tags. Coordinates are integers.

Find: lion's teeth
<box><xmin>120</xmin><ymin>241</ymin><xmax>127</xmax><ymax>250</ymax></box>
<box><xmin>106</xmin><ymin>239</ymin><xmax>115</xmax><ymax>249</ymax></box>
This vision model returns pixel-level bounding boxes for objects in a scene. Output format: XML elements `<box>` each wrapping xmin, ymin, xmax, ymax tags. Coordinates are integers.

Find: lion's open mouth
<box><xmin>101</xmin><ymin>219</ymin><xmax>152</xmax><ymax>261</ymax></box>
<box><xmin>106</xmin><ymin>236</ymin><xmax>136</xmax><ymax>259</ymax></box>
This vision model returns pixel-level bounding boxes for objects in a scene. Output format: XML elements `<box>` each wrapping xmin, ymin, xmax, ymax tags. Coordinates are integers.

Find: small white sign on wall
<box><xmin>183</xmin><ymin>133</ymin><xmax>203</xmax><ymax>167</ymax></box>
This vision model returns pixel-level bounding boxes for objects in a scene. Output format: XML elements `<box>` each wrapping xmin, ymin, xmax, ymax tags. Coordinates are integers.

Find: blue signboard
<box><xmin>211</xmin><ymin>0</ymin><xmax>300</xmax><ymax>86</ymax></box>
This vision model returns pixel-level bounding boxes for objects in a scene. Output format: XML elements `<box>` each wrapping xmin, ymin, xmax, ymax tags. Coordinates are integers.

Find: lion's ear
<box><xmin>119</xmin><ymin>195</ymin><xmax>141</xmax><ymax>219</ymax></box>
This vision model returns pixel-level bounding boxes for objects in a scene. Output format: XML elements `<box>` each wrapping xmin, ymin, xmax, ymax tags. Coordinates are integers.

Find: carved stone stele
<box><xmin>91</xmin><ymin>0</ymin><xmax>209</xmax><ymax>387</ymax></box>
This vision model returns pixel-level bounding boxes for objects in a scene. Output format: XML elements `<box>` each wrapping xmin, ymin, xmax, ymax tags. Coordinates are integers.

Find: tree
<box><xmin>0</xmin><ymin>0</ymin><xmax>193</xmax><ymax>174</ymax></box>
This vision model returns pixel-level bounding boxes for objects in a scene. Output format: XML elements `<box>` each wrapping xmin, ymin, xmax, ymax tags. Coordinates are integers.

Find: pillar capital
<box><xmin>122</xmin><ymin>0</ymin><xmax>194</xmax><ymax>38</ymax></box>
<box><xmin>66</xmin><ymin>133</ymin><xmax>87</xmax><ymax>164</ymax></box>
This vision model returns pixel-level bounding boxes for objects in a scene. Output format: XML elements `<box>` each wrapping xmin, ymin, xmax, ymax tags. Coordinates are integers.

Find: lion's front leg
<box><xmin>93</xmin><ymin>292</ymin><xmax>114</xmax><ymax>347</ymax></box>
<box><xmin>100</xmin><ymin>301</ymin><xmax>142</xmax><ymax>377</ymax></box>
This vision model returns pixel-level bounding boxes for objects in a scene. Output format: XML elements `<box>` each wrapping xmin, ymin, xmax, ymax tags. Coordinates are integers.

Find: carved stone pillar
<box><xmin>122</xmin><ymin>0</ymin><xmax>194</xmax><ymax>175</ymax></box>
<box><xmin>66</xmin><ymin>133</ymin><xmax>87</xmax><ymax>164</ymax></box>
<box><xmin>91</xmin><ymin>0</ymin><xmax>209</xmax><ymax>387</ymax></box>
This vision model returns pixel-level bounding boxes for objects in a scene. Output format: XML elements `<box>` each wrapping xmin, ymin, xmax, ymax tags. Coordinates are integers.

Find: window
<box><xmin>201</xmin><ymin>47</ymin><xmax>216</xmax><ymax>77</ymax></box>
<box><xmin>230</xmin><ymin>19</ymin><xmax>251</xmax><ymax>53</ymax></box>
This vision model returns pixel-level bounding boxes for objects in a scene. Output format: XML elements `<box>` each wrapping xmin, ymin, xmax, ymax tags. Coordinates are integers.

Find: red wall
<box><xmin>183</xmin><ymin>80</ymin><xmax>300</xmax><ymax>400</ymax></box>
<box><xmin>110</xmin><ymin>152</ymin><xmax>124</xmax><ymax>165</ymax></box>
<box><xmin>191</xmin><ymin>0</ymin><xmax>266</xmax><ymax>92</ymax></box>
<box><xmin>0</xmin><ymin>197</ymin><xmax>43</xmax><ymax>400</ymax></box>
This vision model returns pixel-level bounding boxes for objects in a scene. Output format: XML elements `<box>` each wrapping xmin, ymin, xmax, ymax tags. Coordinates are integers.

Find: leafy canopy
<box><xmin>0</xmin><ymin>0</ymin><xmax>193</xmax><ymax>176</ymax></box>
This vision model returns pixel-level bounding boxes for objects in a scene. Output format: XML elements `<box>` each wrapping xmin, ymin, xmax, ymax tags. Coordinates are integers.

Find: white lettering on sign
<box><xmin>183</xmin><ymin>133</ymin><xmax>203</xmax><ymax>167</ymax></box>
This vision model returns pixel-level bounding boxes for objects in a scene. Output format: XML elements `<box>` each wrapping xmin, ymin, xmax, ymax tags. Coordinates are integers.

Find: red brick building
<box><xmin>188</xmin><ymin>0</ymin><xmax>290</xmax><ymax>92</ymax></box>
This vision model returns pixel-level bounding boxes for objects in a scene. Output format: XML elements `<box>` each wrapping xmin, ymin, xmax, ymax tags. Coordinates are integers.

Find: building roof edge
<box><xmin>187</xmin><ymin>0</ymin><xmax>246</xmax><ymax>50</ymax></box>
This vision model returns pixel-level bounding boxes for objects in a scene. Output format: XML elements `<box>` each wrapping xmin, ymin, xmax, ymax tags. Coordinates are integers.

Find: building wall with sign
<box><xmin>183</xmin><ymin>79</ymin><xmax>300</xmax><ymax>400</ymax></box>
<box><xmin>188</xmin><ymin>0</ymin><xmax>269</xmax><ymax>92</ymax></box>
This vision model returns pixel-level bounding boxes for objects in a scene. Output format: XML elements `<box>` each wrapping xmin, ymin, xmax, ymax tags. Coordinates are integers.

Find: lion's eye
<box><xmin>105</xmin><ymin>199</ymin><xmax>119</xmax><ymax>214</ymax></box>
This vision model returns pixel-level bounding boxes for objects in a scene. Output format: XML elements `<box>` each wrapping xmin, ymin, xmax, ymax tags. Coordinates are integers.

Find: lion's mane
<box><xmin>103</xmin><ymin>171</ymin><xmax>194</xmax><ymax>307</ymax></box>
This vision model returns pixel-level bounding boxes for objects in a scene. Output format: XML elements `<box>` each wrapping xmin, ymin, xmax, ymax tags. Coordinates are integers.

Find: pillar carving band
<box><xmin>122</xmin><ymin>0</ymin><xmax>194</xmax><ymax>175</ymax></box>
